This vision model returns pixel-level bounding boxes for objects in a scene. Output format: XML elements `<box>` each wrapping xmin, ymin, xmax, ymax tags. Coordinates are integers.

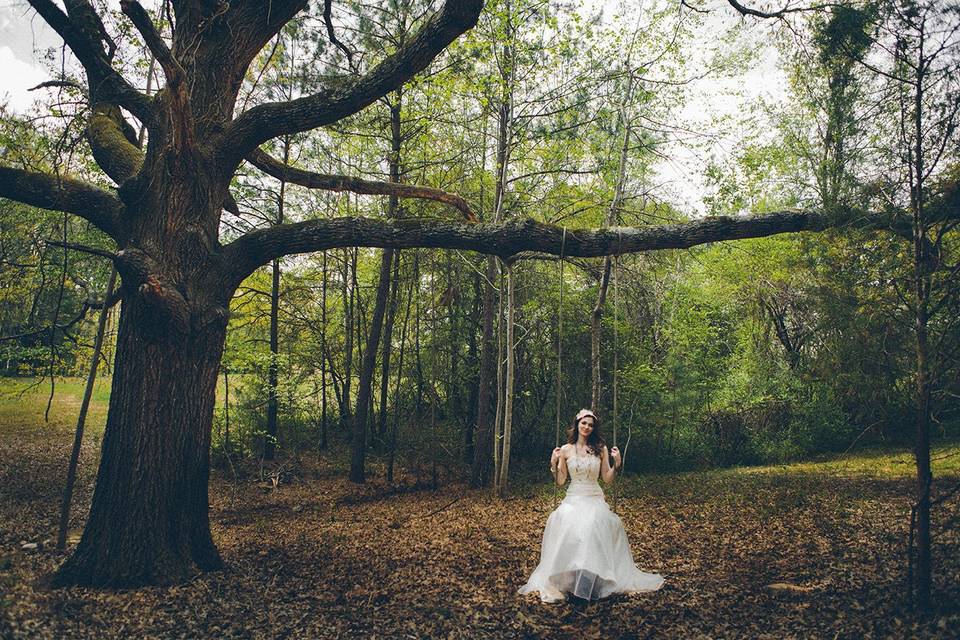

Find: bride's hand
<box><xmin>551</xmin><ymin>447</ymin><xmax>563</xmax><ymax>466</ymax></box>
<box><xmin>610</xmin><ymin>446</ymin><xmax>622</xmax><ymax>467</ymax></box>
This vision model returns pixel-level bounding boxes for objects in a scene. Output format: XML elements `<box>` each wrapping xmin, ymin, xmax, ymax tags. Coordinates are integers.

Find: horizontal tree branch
<box><xmin>45</xmin><ymin>240</ymin><xmax>116</xmax><ymax>260</ymax></box>
<box><xmin>217</xmin><ymin>0</ymin><xmax>482</xmax><ymax>167</ymax></box>
<box><xmin>222</xmin><ymin>205</ymin><xmax>960</xmax><ymax>292</ymax></box>
<box><xmin>246</xmin><ymin>149</ymin><xmax>477</xmax><ymax>221</ymax></box>
<box><xmin>0</xmin><ymin>291</ymin><xmax>120</xmax><ymax>344</ymax></box>
<box><xmin>222</xmin><ymin>209</ymin><xmax>838</xmax><ymax>289</ymax></box>
<box><xmin>0</xmin><ymin>166</ymin><xmax>124</xmax><ymax>241</ymax></box>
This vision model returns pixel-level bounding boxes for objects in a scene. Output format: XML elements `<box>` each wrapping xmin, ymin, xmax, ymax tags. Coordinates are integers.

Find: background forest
<box><xmin>3</xmin><ymin>0</ymin><xmax>957</xmax><ymax>478</ymax></box>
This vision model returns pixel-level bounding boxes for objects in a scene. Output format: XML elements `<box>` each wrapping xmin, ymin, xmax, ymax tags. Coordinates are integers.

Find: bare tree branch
<box><xmin>217</xmin><ymin>0</ymin><xmax>483</xmax><ymax>167</ymax></box>
<box><xmin>29</xmin><ymin>80</ymin><xmax>85</xmax><ymax>93</ymax></box>
<box><xmin>27</xmin><ymin>0</ymin><xmax>152</xmax><ymax>122</ymax></box>
<box><xmin>246</xmin><ymin>149</ymin><xmax>477</xmax><ymax>221</ymax></box>
<box><xmin>44</xmin><ymin>240</ymin><xmax>116</xmax><ymax>260</ymax></box>
<box><xmin>119</xmin><ymin>1</ymin><xmax>184</xmax><ymax>89</ymax></box>
<box><xmin>324</xmin><ymin>0</ymin><xmax>356</xmax><ymax>70</ymax></box>
<box><xmin>725</xmin><ymin>0</ymin><xmax>836</xmax><ymax>19</ymax></box>
<box><xmin>0</xmin><ymin>166</ymin><xmax>124</xmax><ymax>241</ymax></box>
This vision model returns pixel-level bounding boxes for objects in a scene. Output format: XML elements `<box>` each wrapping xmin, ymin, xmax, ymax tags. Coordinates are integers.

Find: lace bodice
<box><xmin>565</xmin><ymin>448</ymin><xmax>603</xmax><ymax>497</ymax></box>
<box><xmin>567</xmin><ymin>449</ymin><xmax>600</xmax><ymax>482</ymax></box>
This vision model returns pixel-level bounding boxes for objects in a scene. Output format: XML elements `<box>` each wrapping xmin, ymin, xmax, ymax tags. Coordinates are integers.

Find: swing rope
<box><xmin>613</xmin><ymin>229</ymin><xmax>622</xmax><ymax>511</ymax></box>
<box><xmin>553</xmin><ymin>227</ymin><xmax>567</xmax><ymax>509</ymax></box>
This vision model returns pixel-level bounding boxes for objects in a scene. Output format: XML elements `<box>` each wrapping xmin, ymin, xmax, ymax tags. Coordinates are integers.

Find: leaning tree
<box><xmin>0</xmin><ymin>0</ymin><xmax>954</xmax><ymax>589</ymax></box>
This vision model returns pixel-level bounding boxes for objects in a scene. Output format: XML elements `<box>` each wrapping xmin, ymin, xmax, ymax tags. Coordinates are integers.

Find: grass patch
<box><xmin>0</xmin><ymin>377</ymin><xmax>111</xmax><ymax>438</ymax></box>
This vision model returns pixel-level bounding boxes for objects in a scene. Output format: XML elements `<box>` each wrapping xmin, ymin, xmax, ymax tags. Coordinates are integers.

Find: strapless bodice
<box><xmin>566</xmin><ymin>450</ymin><xmax>603</xmax><ymax>497</ymax></box>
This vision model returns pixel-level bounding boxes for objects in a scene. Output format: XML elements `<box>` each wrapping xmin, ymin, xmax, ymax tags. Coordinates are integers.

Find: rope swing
<box><xmin>612</xmin><ymin>244</ymin><xmax>622</xmax><ymax>511</ymax></box>
<box><xmin>551</xmin><ymin>227</ymin><xmax>627</xmax><ymax>512</ymax></box>
<box><xmin>553</xmin><ymin>227</ymin><xmax>567</xmax><ymax>509</ymax></box>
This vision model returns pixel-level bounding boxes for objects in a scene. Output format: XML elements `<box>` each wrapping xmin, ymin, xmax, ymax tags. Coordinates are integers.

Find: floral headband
<box><xmin>575</xmin><ymin>408</ymin><xmax>598</xmax><ymax>421</ymax></box>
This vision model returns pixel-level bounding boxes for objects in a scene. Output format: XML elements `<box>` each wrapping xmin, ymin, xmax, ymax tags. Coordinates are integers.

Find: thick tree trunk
<box><xmin>55</xmin><ymin>293</ymin><xmax>226</xmax><ymax>586</ymax></box>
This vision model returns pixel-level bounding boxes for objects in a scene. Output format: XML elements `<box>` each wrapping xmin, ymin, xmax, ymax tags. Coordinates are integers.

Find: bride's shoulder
<box><xmin>559</xmin><ymin>443</ymin><xmax>573</xmax><ymax>452</ymax></box>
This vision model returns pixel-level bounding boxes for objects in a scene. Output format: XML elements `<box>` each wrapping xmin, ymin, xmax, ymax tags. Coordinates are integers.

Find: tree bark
<box><xmin>320</xmin><ymin>250</ymin><xmax>328</xmax><ymax>450</ymax></box>
<box><xmin>54</xmin><ymin>289</ymin><xmax>227</xmax><ymax>586</ymax></box>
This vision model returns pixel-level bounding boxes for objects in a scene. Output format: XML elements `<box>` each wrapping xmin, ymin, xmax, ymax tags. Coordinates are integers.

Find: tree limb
<box><xmin>0</xmin><ymin>166</ymin><xmax>124</xmax><ymax>242</ymax></box>
<box><xmin>246</xmin><ymin>149</ymin><xmax>477</xmax><ymax>221</ymax></box>
<box><xmin>27</xmin><ymin>0</ymin><xmax>151</xmax><ymax>122</ymax></box>
<box><xmin>323</xmin><ymin>0</ymin><xmax>355</xmax><ymax>70</ymax></box>
<box><xmin>222</xmin><ymin>205</ymin><xmax>960</xmax><ymax>292</ymax></box>
<box><xmin>119</xmin><ymin>0</ymin><xmax>195</xmax><ymax>150</ymax></box>
<box><xmin>221</xmin><ymin>210</ymin><xmax>831</xmax><ymax>289</ymax></box>
<box><xmin>725</xmin><ymin>0</ymin><xmax>835</xmax><ymax>19</ymax></box>
<box><xmin>45</xmin><ymin>240</ymin><xmax>116</xmax><ymax>260</ymax></box>
<box><xmin>217</xmin><ymin>0</ymin><xmax>482</xmax><ymax>167</ymax></box>
<box><xmin>119</xmin><ymin>1</ymin><xmax>184</xmax><ymax>89</ymax></box>
<box><xmin>87</xmin><ymin>103</ymin><xmax>143</xmax><ymax>185</ymax></box>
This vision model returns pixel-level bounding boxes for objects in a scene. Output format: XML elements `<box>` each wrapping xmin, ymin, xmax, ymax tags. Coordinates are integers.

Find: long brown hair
<box><xmin>566</xmin><ymin>412</ymin><xmax>605</xmax><ymax>456</ymax></box>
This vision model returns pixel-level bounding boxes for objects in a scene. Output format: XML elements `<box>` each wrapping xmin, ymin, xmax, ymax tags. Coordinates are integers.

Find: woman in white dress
<box><xmin>518</xmin><ymin>408</ymin><xmax>665</xmax><ymax>603</ymax></box>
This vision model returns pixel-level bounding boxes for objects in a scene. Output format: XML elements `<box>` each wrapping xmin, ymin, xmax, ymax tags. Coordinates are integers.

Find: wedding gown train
<box><xmin>518</xmin><ymin>449</ymin><xmax>664</xmax><ymax>603</ymax></box>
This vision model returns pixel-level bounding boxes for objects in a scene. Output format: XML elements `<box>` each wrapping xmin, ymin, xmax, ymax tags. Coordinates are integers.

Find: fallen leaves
<box><xmin>0</xmin><ymin>418</ymin><xmax>958</xmax><ymax>639</ymax></box>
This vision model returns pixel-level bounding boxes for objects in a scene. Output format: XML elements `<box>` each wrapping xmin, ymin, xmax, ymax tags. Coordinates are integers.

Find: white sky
<box><xmin>0</xmin><ymin>2</ymin><xmax>788</xmax><ymax>214</ymax></box>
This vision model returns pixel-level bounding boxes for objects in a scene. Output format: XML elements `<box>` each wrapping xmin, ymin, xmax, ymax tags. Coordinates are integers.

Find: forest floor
<box><xmin>1</xmin><ymin>378</ymin><xmax>959</xmax><ymax>639</ymax></box>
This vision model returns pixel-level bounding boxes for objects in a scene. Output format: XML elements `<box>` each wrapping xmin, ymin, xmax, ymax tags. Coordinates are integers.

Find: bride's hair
<box><xmin>566</xmin><ymin>412</ymin><xmax>605</xmax><ymax>456</ymax></box>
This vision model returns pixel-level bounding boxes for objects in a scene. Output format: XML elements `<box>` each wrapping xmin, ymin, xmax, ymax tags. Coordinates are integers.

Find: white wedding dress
<box><xmin>518</xmin><ymin>448</ymin><xmax>665</xmax><ymax>602</ymax></box>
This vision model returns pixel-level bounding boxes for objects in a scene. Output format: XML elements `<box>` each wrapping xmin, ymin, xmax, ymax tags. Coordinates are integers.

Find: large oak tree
<box><xmin>0</xmin><ymin>0</ymin><xmax>953</xmax><ymax>588</ymax></box>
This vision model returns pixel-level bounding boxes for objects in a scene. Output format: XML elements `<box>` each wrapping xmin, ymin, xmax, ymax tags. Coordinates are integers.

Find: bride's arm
<box><xmin>552</xmin><ymin>447</ymin><xmax>569</xmax><ymax>486</ymax></box>
<box><xmin>600</xmin><ymin>445</ymin><xmax>616</xmax><ymax>484</ymax></box>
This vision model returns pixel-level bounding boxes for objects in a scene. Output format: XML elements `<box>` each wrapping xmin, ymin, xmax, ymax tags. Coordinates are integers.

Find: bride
<box><xmin>518</xmin><ymin>408</ymin><xmax>664</xmax><ymax>603</ymax></box>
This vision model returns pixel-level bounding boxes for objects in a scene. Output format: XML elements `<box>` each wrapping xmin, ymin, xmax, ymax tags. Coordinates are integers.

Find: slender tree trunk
<box><xmin>591</xmin><ymin>78</ymin><xmax>633</xmax><ymax>410</ymax></box>
<box><xmin>265</xmin><ymin>137</ymin><xmax>290</xmax><ymax>460</ymax></box>
<box><xmin>350</xmin><ymin>247</ymin><xmax>394</xmax><ymax>483</ymax></box>
<box><xmin>910</xmin><ymin>55</ymin><xmax>932</xmax><ymax>610</ymax></box>
<box><xmin>320</xmin><ymin>250</ymin><xmax>328</xmax><ymax>450</ymax></box>
<box><xmin>378</xmin><ymin>93</ymin><xmax>404</xmax><ymax>441</ymax></box>
<box><xmin>496</xmin><ymin>261</ymin><xmax>516</xmax><ymax>496</ymax></box>
<box><xmin>388</xmin><ymin>258</ymin><xmax>413</xmax><ymax>483</ymax></box>
<box><xmin>473</xmin><ymin>272</ymin><xmax>496</xmax><ymax>483</ymax></box>
<box><xmin>340</xmin><ymin>249</ymin><xmax>355</xmax><ymax>433</ymax></box>
<box><xmin>58</xmin><ymin>266</ymin><xmax>117</xmax><ymax>550</ymax></box>
<box><xmin>465</xmin><ymin>270</ymin><xmax>480</xmax><ymax>464</ymax></box>
<box><xmin>265</xmin><ymin>255</ymin><xmax>281</xmax><ymax>460</ymax></box>
<box><xmin>493</xmin><ymin>265</ymin><xmax>505</xmax><ymax>485</ymax></box>
<box><xmin>379</xmin><ymin>251</ymin><xmax>401</xmax><ymax>439</ymax></box>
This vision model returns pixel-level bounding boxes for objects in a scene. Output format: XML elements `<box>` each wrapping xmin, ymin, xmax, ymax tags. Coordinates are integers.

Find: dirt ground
<box><xmin>1</xmin><ymin>416</ymin><xmax>958</xmax><ymax>639</ymax></box>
